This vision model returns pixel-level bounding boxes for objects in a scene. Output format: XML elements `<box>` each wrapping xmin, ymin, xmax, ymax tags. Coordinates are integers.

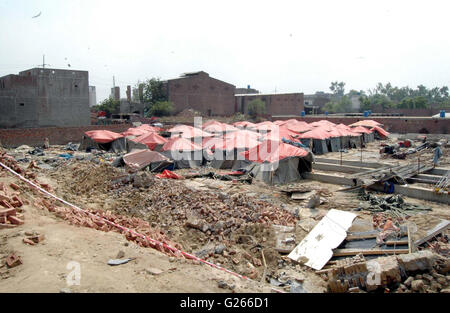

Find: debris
<box><xmin>288</xmin><ymin>209</ymin><xmax>357</xmax><ymax>270</ymax></box>
<box><xmin>5</xmin><ymin>253</ymin><xmax>22</xmax><ymax>268</ymax></box>
<box><xmin>60</xmin><ymin>288</ymin><xmax>72</xmax><ymax>293</ymax></box>
<box><xmin>116</xmin><ymin>250</ymin><xmax>125</xmax><ymax>259</ymax></box>
<box><xmin>217</xmin><ymin>280</ymin><xmax>228</xmax><ymax>289</ymax></box>
<box><xmin>414</xmin><ymin>219</ymin><xmax>449</xmax><ymax>246</ymax></box>
<box><xmin>411</xmin><ymin>279</ymin><xmax>424</xmax><ymax>291</ymax></box>
<box><xmin>107</xmin><ymin>258</ymin><xmax>134</xmax><ymax>266</ymax></box>
<box><xmin>146</xmin><ymin>268</ymin><xmax>164</xmax><ymax>275</ymax></box>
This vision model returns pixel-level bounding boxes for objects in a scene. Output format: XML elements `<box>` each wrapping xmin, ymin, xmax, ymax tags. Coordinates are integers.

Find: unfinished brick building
<box><xmin>0</xmin><ymin>68</ymin><xmax>90</xmax><ymax>128</ymax></box>
<box><xmin>234</xmin><ymin>92</ymin><xmax>305</xmax><ymax>116</ymax></box>
<box><xmin>165</xmin><ymin>71</ymin><xmax>236</xmax><ymax>116</ymax></box>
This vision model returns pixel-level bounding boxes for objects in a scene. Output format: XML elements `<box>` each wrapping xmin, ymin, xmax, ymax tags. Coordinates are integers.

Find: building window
<box><xmin>210</xmin><ymin>86</ymin><xmax>215</xmax><ymax>90</ymax></box>
<box><xmin>19</xmin><ymin>103</ymin><xmax>25</xmax><ymax>106</ymax></box>
<box><xmin>193</xmin><ymin>85</ymin><xmax>199</xmax><ymax>90</ymax></box>
<box><xmin>74</xmin><ymin>84</ymin><xmax>78</xmax><ymax>88</ymax></box>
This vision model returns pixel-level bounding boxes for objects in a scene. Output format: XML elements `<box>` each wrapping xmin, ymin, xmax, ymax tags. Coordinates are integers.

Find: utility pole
<box><xmin>41</xmin><ymin>54</ymin><xmax>50</xmax><ymax>69</ymax></box>
<box><xmin>113</xmin><ymin>75</ymin><xmax>115</xmax><ymax>88</ymax></box>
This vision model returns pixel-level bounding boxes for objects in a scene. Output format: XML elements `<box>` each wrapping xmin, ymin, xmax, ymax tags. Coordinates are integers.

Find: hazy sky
<box><xmin>1</xmin><ymin>0</ymin><xmax>449</xmax><ymax>103</ymax></box>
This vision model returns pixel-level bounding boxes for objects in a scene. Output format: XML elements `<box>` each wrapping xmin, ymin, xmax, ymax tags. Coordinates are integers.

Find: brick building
<box><xmin>234</xmin><ymin>92</ymin><xmax>304</xmax><ymax>116</ymax></box>
<box><xmin>0</xmin><ymin>68</ymin><xmax>90</xmax><ymax>128</ymax></box>
<box><xmin>164</xmin><ymin>71</ymin><xmax>236</xmax><ymax>116</ymax></box>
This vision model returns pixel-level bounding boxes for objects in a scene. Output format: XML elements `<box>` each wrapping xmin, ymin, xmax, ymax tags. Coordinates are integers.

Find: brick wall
<box><xmin>236</xmin><ymin>93</ymin><xmax>304</xmax><ymax>116</ymax></box>
<box><xmin>167</xmin><ymin>72</ymin><xmax>236</xmax><ymax>116</ymax></box>
<box><xmin>0</xmin><ymin>124</ymin><xmax>130</xmax><ymax>148</ymax></box>
<box><xmin>275</xmin><ymin>116</ymin><xmax>449</xmax><ymax>134</ymax></box>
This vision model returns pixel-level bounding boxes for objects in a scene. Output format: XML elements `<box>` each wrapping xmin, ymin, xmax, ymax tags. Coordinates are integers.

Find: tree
<box><xmin>329</xmin><ymin>81</ymin><xmax>345</xmax><ymax>97</ymax></box>
<box><xmin>147</xmin><ymin>101</ymin><xmax>175</xmax><ymax>117</ymax></box>
<box><xmin>247</xmin><ymin>99</ymin><xmax>266</xmax><ymax>119</ymax></box>
<box><xmin>93</xmin><ymin>98</ymin><xmax>120</xmax><ymax>116</ymax></box>
<box><xmin>323</xmin><ymin>96</ymin><xmax>352</xmax><ymax>113</ymax></box>
<box><xmin>141</xmin><ymin>78</ymin><xmax>168</xmax><ymax>106</ymax></box>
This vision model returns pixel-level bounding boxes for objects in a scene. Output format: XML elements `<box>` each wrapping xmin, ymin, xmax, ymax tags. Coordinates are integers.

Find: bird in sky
<box><xmin>32</xmin><ymin>12</ymin><xmax>41</xmax><ymax>18</ymax></box>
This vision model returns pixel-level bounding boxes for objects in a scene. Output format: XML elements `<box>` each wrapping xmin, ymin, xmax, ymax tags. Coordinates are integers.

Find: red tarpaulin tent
<box><xmin>162</xmin><ymin>137</ymin><xmax>203</xmax><ymax>152</ymax></box>
<box><xmin>370</xmin><ymin>126</ymin><xmax>390</xmax><ymax>138</ymax></box>
<box><xmin>241</xmin><ymin>139</ymin><xmax>309</xmax><ymax>163</ymax></box>
<box><xmin>84</xmin><ymin>130</ymin><xmax>123</xmax><ymax>143</ymax></box>
<box><xmin>132</xmin><ymin>132</ymin><xmax>168</xmax><ymax>150</ymax></box>
<box><xmin>351</xmin><ymin>126</ymin><xmax>373</xmax><ymax>134</ymax></box>
<box><xmin>349</xmin><ymin>120</ymin><xmax>383</xmax><ymax>128</ymax></box>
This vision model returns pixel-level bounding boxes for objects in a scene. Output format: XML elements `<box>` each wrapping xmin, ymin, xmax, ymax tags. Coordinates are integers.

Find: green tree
<box><xmin>147</xmin><ymin>101</ymin><xmax>175</xmax><ymax>117</ymax></box>
<box><xmin>247</xmin><ymin>99</ymin><xmax>266</xmax><ymax>119</ymax></box>
<box><xmin>141</xmin><ymin>78</ymin><xmax>168</xmax><ymax>106</ymax></box>
<box><xmin>330</xmin><ymin>81</ymin><xmax>345</xmax><ymax>96</ymax></box>
<box><xmin>323</xmin><ymin>95</ymin><xmax>352</xmax><ymax>113</ymax></box>
<box><xmin>94</xmin><ymin>98</ymin><xmax>120</xmax><ymax>116</ymax></box>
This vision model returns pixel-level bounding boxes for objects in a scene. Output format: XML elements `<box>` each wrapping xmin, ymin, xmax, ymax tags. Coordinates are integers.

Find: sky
<box><xmin>1</xmin><ymin>0</ymin><xmax>449</xmax><ymax>103</ymax></box>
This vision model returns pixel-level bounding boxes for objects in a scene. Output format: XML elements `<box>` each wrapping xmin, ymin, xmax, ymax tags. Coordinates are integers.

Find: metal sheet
<box><xmin>288</xmin><ymin>209</ymin><xmax>356</xmax><ymax>270</ymax></box>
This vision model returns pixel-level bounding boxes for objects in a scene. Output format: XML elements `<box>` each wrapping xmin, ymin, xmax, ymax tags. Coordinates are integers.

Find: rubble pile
<box><xmin>358</xmin><ymin>190</ymin><xmax>431</xmax><ymax>217</ymax></box>
<box><xmin>324</xmin><ymin>250</ymin><xmax>450</xmax><ymax>293</ymax></box>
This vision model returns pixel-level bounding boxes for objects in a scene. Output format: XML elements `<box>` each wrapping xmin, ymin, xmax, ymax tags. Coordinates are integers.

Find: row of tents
<box><xmin>79</xmin><ymin>119</ymin><xmax>390</xmax><ymax>184</ymax></box>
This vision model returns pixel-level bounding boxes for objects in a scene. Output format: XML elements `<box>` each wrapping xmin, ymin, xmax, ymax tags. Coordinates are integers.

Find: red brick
<box><xmin>5</xmin><ymin>253</ymin><xmax>22</xmax><ymax>268</ymax></box>
<box><xmin>7</xmin><ymin>215</ymin><xmax>24</xmax><ymax>225</ymax></box>
<box><xmin>23</xmin><ymin>238</ymin><xmax>35</xmax><ymax>245</ymax></box>
<box><xmin>0</xmin><ymin>223</ymin><xmax>17</xmax><ymax>229</ymax></box>
<box><xmin>0</xmin><ymin>200</ymin><xmax>12</xmax><ymax>208</ymax></box>
<box><xmin>9</xmin><ymin>183</ymin><xmax>20</xmax><ymax>191</ymax></box>
<box><xmin>0</xmin><ymin>208</ymin><xmax>16</xmax><ymax>216</ymax></box>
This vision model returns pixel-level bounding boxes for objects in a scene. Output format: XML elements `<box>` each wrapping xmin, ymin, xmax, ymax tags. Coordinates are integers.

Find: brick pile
<box><xmin>0</xmin><ymin>182</ymin><xmax>25</xmax><ymax>228</ymax></box>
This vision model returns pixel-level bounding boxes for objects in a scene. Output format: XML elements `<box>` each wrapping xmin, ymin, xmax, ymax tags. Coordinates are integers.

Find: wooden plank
<box><xmin>333</xmin><ymin>248</ymin><xmax>409</xmax><ymax>257</ymax></box>
<box><xmin>385</xmin><ymin>240</ymin><xmax>409</xmax><ymax>246</ymax></box>
<box><xmin>414</xmin><ymin>220</ymin><xmax>450</xmax><ymax>246</ymax></box>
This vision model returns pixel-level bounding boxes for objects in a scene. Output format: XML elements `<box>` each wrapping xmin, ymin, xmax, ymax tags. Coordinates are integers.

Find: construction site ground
<box><xmin>0</xmin><ymin>133</ymin><xmax>448</xmax><ymax>293</ymax></box>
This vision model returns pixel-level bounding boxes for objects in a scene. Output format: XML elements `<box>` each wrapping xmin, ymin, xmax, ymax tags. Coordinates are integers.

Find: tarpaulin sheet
<box><xmin>241</xmin><ymin>140</ymin><xmax>309</xmax><ymax>163</ymax></box>
<box><xmin>155</xmin><ymin>169</ymin><xmax>184</xmax><ymax>179</ymax></box>
<box><xmin>84</xmin><ymin>130</ymin><xmax>123</xmax><ymax>143</ymax></box>
<box><xmin>132</xmin><ymin>132</ymin><xmax>168</xmax><ymax>150</ymax></box>
<box><xmin>370</xmin><ymin>126</ymin><xmax>390</xmax><ymax>138</ymax></box>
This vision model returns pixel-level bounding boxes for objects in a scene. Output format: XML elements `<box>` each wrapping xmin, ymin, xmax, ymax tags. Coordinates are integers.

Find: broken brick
<box><xmin>5</xmin><ymin>253</ymin><xmax>22</xmax><ymax>268</ymax></box>
<box><xmin>30</xmin><ymin>234</ymin><xmax>45</xmax><ymax>243</ymax></box>
<box><xmin>0</xmin><ymin>200</ymin><xmax>12</xmax><ymax>208</ymax></box>
<box><xmin>0</xmin><ymin>208</ymin><xmax>16</xmax><ymax>216</ymax></box>
<box><xmin>23</xmin><ymin>238</ymin><xmax>36</xmax><ymax>245</ymax></box>
<box><xmin>7</xmin><ymin>215</ymin><xmax>24</xmax><ymax>225</ymax></box>
<box><xmin>9</xmin><ymin>183</ymin><xmax>20</xmax><ymax>191</ymax></box>
<box><xmin>0</xmin><ymin>223</ymin><xmax>17</xmax><ymax>229</ymax></box>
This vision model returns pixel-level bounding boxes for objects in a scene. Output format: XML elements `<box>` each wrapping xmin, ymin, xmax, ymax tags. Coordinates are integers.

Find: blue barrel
<box><xmin>440</xmin><ymin>110</ymin><xmax>446</xmax><ymax>118</ymax></box>
<box><xmin>301</xmin><ymin>111</ymin><xmax>305</xmax><ymax>117</ymax></box>
<box><xmin>364</xmin><ymin>111</ymin><xmax>369</xmax><ymax>117</ymax></box>
<box><xmin>325</xmin><ymin>111</ymin><xmax>329</xmax><ymax>116</ymax></box>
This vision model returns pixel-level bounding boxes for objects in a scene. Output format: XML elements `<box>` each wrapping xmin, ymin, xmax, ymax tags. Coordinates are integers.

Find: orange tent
<box><xmin>162</xmin><ymin>137</ymin><xmax>203</xmax><ymax>152</ymax></box>
<box><xmin>85</xmin><ymin>130</ymin><xmax>123</xmax><ymax>143</ymax></box>
<box><xmin>132</xmin><ymin>132</ymin><xmax>168</xmax><ymax>150</ymax></box>
<box><xmin>241</xmin><ymin>140</ymin><xmax>309</xmax><ymax>163</ymax></box>
<box><xmin>349</xmin><ymin>120</ymin><xmax>383</xmax><ymax>128</ymax></box>
<box><xmin>299</xmin><ymin>128</ymin><xmax>332</xmax><ymax>140</ymax></box>
<box><xmin>351</xmin><ymin>126</ymin><xmax>373</xmax><ymax>134</ymax></box>
<box><xmin>370</xmin><ymin>126</ymin><xmax>390</xmax><ymax>138</ymax></box>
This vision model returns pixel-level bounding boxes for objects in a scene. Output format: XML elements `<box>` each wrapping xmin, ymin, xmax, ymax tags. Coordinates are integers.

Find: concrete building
<box><xmin>235</xmin><ymin>92</ymin><xmax>304</xmax><ymax>116</ymax></box>
<box><xmin>0</xmin><ymin>67</ymin><xmax>90</xmax><ymax>128</ymax></box>
<box><xmin>89</xmin><ymin>86</ymin><xmax>97</xmax><ymax>107</ymax></box>
<box><xmin>165</xmin><ymin>71</ymin><xmax>236</xmax><ymax>116</ymax></box>
<box><xmin>111</xmin><ymin>86</ymin><xmax>120</xmax><ymax>100</ymax></box>
<box><xmin>303</xmin><ymin>92</ymin><xmax>332</xmax><ymax>114</ymax></box>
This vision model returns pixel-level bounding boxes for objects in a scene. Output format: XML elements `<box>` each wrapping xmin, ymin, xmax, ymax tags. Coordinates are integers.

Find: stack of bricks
<box><xmin>326</xmin><ymin>254</ymin><xmax>368</xmax><ymax>293</ymax></box>
<box><xmin>0</xmin><ymin>182</ymin><xmax>25</xmax><ymax>228</ymax></box>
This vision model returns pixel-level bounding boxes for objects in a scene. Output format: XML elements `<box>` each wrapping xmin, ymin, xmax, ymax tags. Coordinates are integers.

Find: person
<box><xmin>43</xmin><ymin>137</ymin><xmax>50</xmax><ymax>149</ymax></box>
<box><xmin>433</xmin><ymin>144</ymin><xmax>443</xmax><ymax>166</ymax></box>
